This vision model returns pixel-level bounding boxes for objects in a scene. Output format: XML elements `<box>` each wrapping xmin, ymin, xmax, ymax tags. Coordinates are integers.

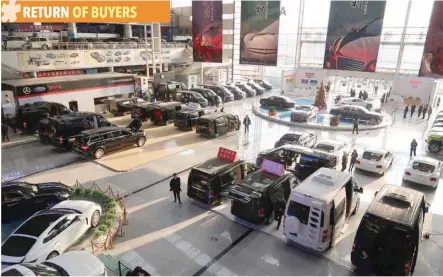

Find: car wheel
<box><xmin>94</xmin><ymin>148</ymin><xmax>105</xmax><ymax>159</ymax></box>
<box><xmin>91</xmin><ymin>210</ymin><xmax>101</xmax><ymax>228</ymax></box>
<box><xmin>428</xmin><ymin>141</ymin><xmax>442</xmax><ymax>153</ymax></box>
<box><xmin>352</xmin><ymin>199</ymin><xmax>360</xmax><ymax>215</ymax></box>
<box><xmin>47</xmin><ymin>251</ymin><xmax>59</xmax><ymax>260</ymax></box>
<box><xmin>42</xmin><ymin>44</ymin><xmax>49</xmax><ymax>50</ymax></box>
<box><xmin>369</xmin><ymin>118</ymin><xmax>378</xmax><ymax>125</ymax></box>
<box><xmin>265</xmin><ymin>210</ymin><xmax>275</xmax><ymax>225</ymax></box>
<box><xmin>137</xmin><ymin>137</ymin><xmax>146</xmax><ymax>147</ymax></box>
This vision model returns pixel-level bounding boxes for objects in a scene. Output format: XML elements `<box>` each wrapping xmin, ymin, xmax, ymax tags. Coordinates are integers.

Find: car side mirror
<box><xmin>356</xmin><ymin>187</ymin><xmax>364</xmax><ymax>193</ymax></box>
<box><xmin>424</xmin><ymin>205</ymin><xmax>429</xmax><ymax>213</ymax></box>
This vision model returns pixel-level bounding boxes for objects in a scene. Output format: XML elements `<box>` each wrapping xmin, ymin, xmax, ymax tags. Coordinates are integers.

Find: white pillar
<box><xmin>67</xmin><ymin>23</ymin><xmax>77</xmax><ymax>41</ymax></box>
<box><xmin>144</xmin><ymin>24</ymin><xmax>150</xmax><ymax>80</ymax></box>
<box><xmin>295</xmin><ymin>0</ymin><xmax>305</xmax><ymax>68</ymax></box>
<box><xmin>396</xmin><ymin>0</ymin><xmax>412</xmax><ymax>74</ymax></box>
<box><xmin>150</xmin><ymin>23</ymin><xmax>156</xmax><ymax>74</ymax></box>
<box><xmin>123</xmin><ymin>24</ymin><xmax>132</xmax><ymax>39</ymax></box>
<box><xmin>108</xmin><ymin>67</ymin><xmax>114</xmax><ymax>72</ymax></box>
<box><xmin>200</xmin><ymin>63</ymin><xmax>204</xmax><ymax>84</ymax></box>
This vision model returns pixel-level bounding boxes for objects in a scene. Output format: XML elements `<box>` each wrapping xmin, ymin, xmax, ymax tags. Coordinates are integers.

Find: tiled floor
<box><xmin>4</xmin><ymin>91</ymin><xmax>443</xmax><ymax>276</ymax></box>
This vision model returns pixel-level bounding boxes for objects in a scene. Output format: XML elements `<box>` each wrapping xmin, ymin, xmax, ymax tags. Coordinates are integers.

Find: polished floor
<box><xmin>3</xmin><ymin>92</ymin><xmax>443</xmax><ymax>276</ymax></box>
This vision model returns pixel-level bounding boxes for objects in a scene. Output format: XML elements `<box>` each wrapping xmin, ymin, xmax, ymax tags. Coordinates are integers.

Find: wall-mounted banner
<box><xmin>419</xmin><ymin>1</ymin><xmax>443</xmax><ymax>78</ymax></box>
<box><xmin>240</xmin><ymin>1</ymin><xmax>281</xmax><ymax>66</ymax></box>
<box><xmin>192</xmin><ymin>0</ymin><xmax>223</xmax><ymax>63</ymax></box>
<box><xmin>323</xmin><ymin>1</ymin><xmax>387</xmax><ymax>72</ymax></box>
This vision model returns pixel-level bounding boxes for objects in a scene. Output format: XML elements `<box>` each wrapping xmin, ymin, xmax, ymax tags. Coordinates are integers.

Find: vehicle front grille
<box><xmin>337</xmin><ymin>57</ymin><xmax>365</xmax><ymax>71</ymax></box>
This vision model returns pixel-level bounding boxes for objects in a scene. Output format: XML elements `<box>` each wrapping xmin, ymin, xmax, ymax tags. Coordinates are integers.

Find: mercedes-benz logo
<box><xmin>23</xmin><ymin>87</ymin><xmax>31</xmax><ymax>95</ymax></box>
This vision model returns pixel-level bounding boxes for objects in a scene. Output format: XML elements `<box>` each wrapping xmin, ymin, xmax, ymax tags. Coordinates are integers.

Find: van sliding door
<box><xmin>331</xmin><ymin>188</ymin><xmax>347</xmax><ymax>247</ymax></box>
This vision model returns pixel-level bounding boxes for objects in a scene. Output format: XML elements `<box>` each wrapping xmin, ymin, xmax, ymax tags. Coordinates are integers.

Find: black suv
<box><xmin>226</xmin><ymin>168</ymin><xmax>299</xmax><ymax>225</ymax></box>
<box><xmin>73</xmin><ymin>126</ymin><xmax>146</xmax><ymax>159</ymax></box>
<box><xmin>155</xmin><ymin>81</ymin><xmax>188</xmax><ymax>101</ymax></box>
<box><xmin>189</xmin><ymin>88</ymin><xmax>222</xmax><ymax>106</ymax></box>
<box><xmin>39</xmin><ymin>112</ymin><xmax>114</xmax><ymax>150</ymax></box>
<box><xmin>12</xmin><ymin>102</ymin><xmax>72</xmax><ymax>133</ymax></box>
<box><xmin>175</xmin><ymin>90</ymin><xmax>209</xmax><ymax>107</ymax></box>
<box><xmin>107</xmin><ymin>97</ymin><xmax>146</xmax><ymax>116</ymax></box>
<box><xmin>222</xmin><ymin>84</ymin><xmax>252</xmax><ymax>98</ymax></box>
<box><xmin>274</xmin><ymin>132</ymin><xmax>317</xmax><ymax>148</ymax></box>
<box><xmin>234</xmin><ymin>82</ymin><xmax>257</xmax><ymax>96</ymax></box>
<box><xmin>202</xmin><ymin>84</ymin><xmax>234</xmax><ymax>102</ymax></box>
<box><xmin>352</xmin><ymin>185</ymin><xmax>429</xmax><ymax>276</ymax></box>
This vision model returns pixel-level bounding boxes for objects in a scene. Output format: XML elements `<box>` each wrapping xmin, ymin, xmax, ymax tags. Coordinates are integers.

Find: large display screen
<box><xmin>323</xmin><ymin>0</ymin><xmax>387</xmax><ymax>72</ymax></box>
<box><xmin>239</xmin><ymin>1</ymin><xmax>281</xmax><ymax>66</ymax></box>
<box><xmin>192</xmin><ymin>1</ymin><xmax>223</xmax><ymax>63</ymax></box>
<box><xmin>419</xmin><ymin>1</ymin><xmax>443</xmax><ymax>78</ymax></box>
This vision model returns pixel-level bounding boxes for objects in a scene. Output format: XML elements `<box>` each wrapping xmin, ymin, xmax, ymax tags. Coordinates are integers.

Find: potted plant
<box><xmin>330</xmin><ymin>115</ymin><xmax>339</xmax><ymax>126</ymax></box>
<box><xmin>269</xmin><ymin>106</ymin><xmax>277</xmax><ymax>116</ymax></box>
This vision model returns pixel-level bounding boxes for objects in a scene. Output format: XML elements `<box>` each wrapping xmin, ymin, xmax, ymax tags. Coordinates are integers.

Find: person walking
<box><xmin>410</xmin><ymin>104</ymin><xmax>416</xmax><ymax>118</ymax></box>
<box><xmin>349</xmin><ymin>149</ymin><xmax>358</xmax><ymax>172</ymax></box>
<box><xmin>274</xmin><ymin>197</ymin><xmax>286</xmax><ymax>230</ymax></box>
<box><xmin>404</xmin><ymin>105</ymin><xmax>409</xmax><ymax>119</ymax></box>
<box><xmin>410</xmin><ymin>139</ymin><xmax>418</xmax><ymax>157</ymax></box>
<box><xmin>341</xmin><ymin>152</ymin><xmax>348</xmax><ymax>171</ymax></box>
<box><xmin>2</xmin><ymin>123</ymin><xmax>9</xmax><ymax>142</ymax></box>
<box><xmin>422</xmin><ymin>105</ymin><xmax>428</xmax><ymax>119</ymax></box>
<box><xmin>170</xmin><ymin>173</ymin><xmax>182</xmax><ymax>204</ymax></box>
<box><xmin>428</xmin><ymin>106</ymin><xmax>433</xmax><ymax>120</ymax></box>
<box><xmin>352</xmin><ymin>117</ymin><xmax>359</xmax><ymax>134</ymax></box>
<box><xmin>418</xmin><ymin>105</ymin><xmax>423</xmax><ymax>118</ymax></box>
<box><xmin>359</xmin><ymin>91</ymin><xmax>363</xmax><ymax>99</ymax></box>
<box><xmin>243</xmin><ymin>115</ymin><xmax>251</xmax><ymax>134</ymax></box>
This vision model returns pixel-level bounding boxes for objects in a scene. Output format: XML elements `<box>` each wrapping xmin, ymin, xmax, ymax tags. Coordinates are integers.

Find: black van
<box><xmin>107</xmin><ymin>97</ymin><xmax>145</xmax><ymax>116</ymax></box>
<box><xmin>256</xmin><ymin>145</ymin><xmax>337</xmax><ymax>181</ymax></box>
<box><xmin>351</xmin><ymin>185</ymin><xmax>429</xmax><ymax>276</ymax></box>
<box><xmin>175</xmin><ymin>90</ymin><xmax>209</xmax><ymax>107</ymax></box>
<box><xmin>187</xmin><ymin>157</ymin><xmax>258</xmax><ymax>205</ymax></box>
<box><xmin>175</xmin><ymin>109</ymin><xmax>205</xmax><ymax>131</ymax></box>
<box><xmin>150</xmin><ymin>102</ymin><xmax>185</xmax><ymax>125</ymax></box>
<box><xmin>196</xmin><ymin>112</ymin><xmax>241</xmax><ymax>138</ymax></box>
<box><xmin>15</xmin><ymin>102</ymin><xmax>72</xmax><ymax>133</ymax></box>
<box><xmin>189</xmin><ymin>88</ymin><xmax>222</xmax><ymax>106</ymax></box>
<box><xmin>226</xmin><ymin>170</ymin><xmax>299</xmax><ymax>225</ymax></box>
<box><xmin>202</xmin><ymin>84</ymin><xmax>234</xmax><ymax>102</ymax></box>
<box><xmin>155</xmin><ymin>81</ymin><xmax>188</xmax><ymax>101</ymax></box>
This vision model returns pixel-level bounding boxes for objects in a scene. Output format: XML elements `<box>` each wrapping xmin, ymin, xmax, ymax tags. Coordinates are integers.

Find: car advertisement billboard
<box><xmin>419</xmin><ymin>1</ymin><xmax>443</xmax><ymax>78</ymax></box>
<box><xmin>323</xmin><ymin>1</ymin><xmax>387</xmax><ymax>72</ymax></box>
<box><xmin>240</xmin><ymin>1</ymin><xmax>281</xmax><ymax>66</ymax></box>
<box><xmin>192</xmin><ymin>1</ymin><xmax>223</xmax><ymax>63</ymax></box>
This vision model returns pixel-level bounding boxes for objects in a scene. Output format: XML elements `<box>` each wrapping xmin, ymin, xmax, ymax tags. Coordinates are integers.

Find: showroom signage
<box><xmin>36</xmin><ymin>70</ymin><xmax>86</xmax><ymax>78</ymax></box>
<box><xmin>217</xmin><ymin>147</ymin><xmax>238</xmax><ymax>162</ymax></box>
<box><xmin>15</xmin><ymin>76</ymin><xmax>135</xmax><ymax>98</ymax></box>
<box><xmin>239</xmin><ymin>1</ymin><xmax>281</xmax><ymax>66</ymax></box>
<box><xmin>323</xmin><ymin>0</ymin><xmax>387</xmax><ymax>72</ymax></box>
<box><xmin>192</xmin><ymin>0</ymin><xmax>223</xmax><ymax>63</ymax></box>
<box><xmin>419</xmin><ymin>1</ymin><xmax>443</xmax><ymax>78</ymax></box>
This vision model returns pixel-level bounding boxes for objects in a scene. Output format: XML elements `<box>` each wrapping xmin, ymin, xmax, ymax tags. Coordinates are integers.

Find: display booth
<box><xmin>281</xmin><ymin>68</ymin><xmax>327</xmax><ymax>97</ymax></box>
<box><xmin>388</xmin><ymin>76</ymin><xmax>437</xmax><ymax>107</ymax></box>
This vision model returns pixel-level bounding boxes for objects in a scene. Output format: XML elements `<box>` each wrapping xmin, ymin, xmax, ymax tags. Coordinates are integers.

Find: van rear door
<box><xmin>285</xmin><ymin>193</ymin><xmax>326</xmax><ymax>248</ymax></box>
<box><xmin>331</xmin><ymin>188</ymin><xmax>347</xmax><ymax>247</ymax></box>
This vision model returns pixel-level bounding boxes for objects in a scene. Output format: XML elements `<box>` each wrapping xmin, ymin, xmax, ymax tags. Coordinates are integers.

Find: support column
<box><xmin>395</xmin><ymin>0</ymin><xmax>412</xmax><ymax>74</ymax></box>
<box><xmin>108</xmin><ymin>67</ymin><xmax>114</xmax><ymax>73</ymax></box>
<box><xmin>295</xmin><ymin>0</ymin><xmax>305</xmax><ymax>68</ymax></box>
<box><xmin>123</xmin><ymin>24</ymin><xmax>133</xmax><ymax>39</ymax></box>
<box><xmin>150</xmin><ymin>23</ymin><xmax>157</xmax><ymax>74</ymax></box>
<box><xmin>67</xmin><ymin>23</ymin><xmax>77</xmax><ymax>41</ymax></box>
<box><xmin>144</xmin><ymin>24</ymin><xmax>150</xmax><ymax>80</ymax></box>
<box><xmin>200</xmin><ymin>63</ymin><xmax>204</xmax><ymax>84</ymax></box>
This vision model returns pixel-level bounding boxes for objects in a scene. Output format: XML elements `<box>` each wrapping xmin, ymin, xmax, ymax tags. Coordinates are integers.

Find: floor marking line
<box><xmin>192</xmin><ymin>228</ymin><xmax>254</xmax><ymax>276</ymax></box>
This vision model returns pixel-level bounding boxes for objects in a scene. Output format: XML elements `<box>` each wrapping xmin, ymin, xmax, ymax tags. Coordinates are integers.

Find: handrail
<box><xmin>2</xmin><ymin>41</ymin><xmax>187</xmax><ymax>51</ymax></box>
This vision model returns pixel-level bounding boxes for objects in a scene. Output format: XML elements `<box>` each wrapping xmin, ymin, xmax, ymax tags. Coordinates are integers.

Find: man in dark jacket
<box><xmin>170</xmin><ymin>173</ymin><xmax>182</xmax><ymax>204</ymax></box>
<box><xmin>352</xmin><ymin>118</ymin><xmax>359</xmax><ymax>134</ymax></box>
<box><xmin>274</xmin><ymin>197</ymin><xmax>286</xmax><ymax>230</ymax></box>
<box><xmin>341</xmin><ymin>152</ymin><xmax>348</xmax><ymax>171</ymax></box>
<box><xmin>128</xmin><ymin>117</ymin><xmax>142</xmax><ymax>132</ymax></box>
<box><xmin>404</xmin><ymin>105</ymin><xmax>409</xmax><ymax>119</ymax></box>
<box><xmin>422</xmin><ymin>105</ymin><xmax>428</xmax><ymax>119</ymax></box>
<box><xmin>2</xmin><ymin>123</ymin><xmax>9</xmax><ymax>142</ymax></box>
<box><xmin>418</xmin><ymin>105</ymin><xmax>423</xmax><ymax>118</ymax></box>
<box><xmin>243</xmin><ymin>115</ymin><xmax>251</xmax><ymax>134</ymax></box>
<box><xmin>428</xmin><ymin>106</ymin><xmax>433</xmax><ymax>120</ymax></box>
<box><xmin>410</xmin><ymin>104</ymin><xmax>416</xmax><ymax>118</ymax></box>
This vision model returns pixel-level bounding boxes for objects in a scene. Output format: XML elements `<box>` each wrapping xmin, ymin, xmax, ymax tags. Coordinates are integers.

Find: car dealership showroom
<box><xmin>2</xmin><ymin>0</ymin><xmax>443</xmax><ymax>276</ymax></box>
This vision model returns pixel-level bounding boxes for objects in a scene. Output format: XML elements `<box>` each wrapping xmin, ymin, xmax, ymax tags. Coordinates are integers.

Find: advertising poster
<box><xmin>85</xmin><ymin>49</ymin><xmax>136</xmax><ymax>66</ymax></box>
<box><xmin>192</xmin><ymin>1</ymin><xmax>223</xmax><ymax>63</ymax></box>
<box><xmin>323</xmin><ymin>1</ymin><xmax>387</xmax><ymax>72</ymax></box>
<box><xmin>419</xmin><ymin>1</ymin><xmax>443</xmax><ymax>78</ymax></box>
<box><xmin>240</xmin><ymin>1</ymin><xmax>281</xmax><ymax>66</ymax></box>
<box><xmin>17</xmin><ymin>50</ymin><xmax>84</xmax><ymax>70</ymax></box>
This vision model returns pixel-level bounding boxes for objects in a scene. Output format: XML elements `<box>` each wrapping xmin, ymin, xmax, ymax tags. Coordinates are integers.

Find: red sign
<box><xmin>261</xmin><ymin>159</ymin><xmax>285</xmax><ymax>176</ymax></box>
<box><xmin>36</xmin><ymin>70</ymin><xmax>85</xmax><ymax>78</ymax></box>
<box><xmin>217</xmin><ymin>147</ymin><xmax>238</xmax><ymax>163</ymax></box>
<box><xmin>48</xmin><ymin>84</ymin><xmax>62</xmax><ymax>90</ymax></box>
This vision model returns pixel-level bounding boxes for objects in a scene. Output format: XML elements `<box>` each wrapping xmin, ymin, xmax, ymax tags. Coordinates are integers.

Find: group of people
<box><xmin>349</xmin><ymin>89</ymin><xmax>369</xmax><ymax>100</ymax></box>
<box><xmin>403</xmin><ymin>104</ymin><xmax>432</xmax><ymax>120</ymax></box>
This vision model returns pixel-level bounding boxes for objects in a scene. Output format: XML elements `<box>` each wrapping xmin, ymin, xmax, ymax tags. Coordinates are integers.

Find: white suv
<box><xmin>23</xmin><ymin>37</ymin><xmax>52</xmax><ymax>50</ymax></box>
<box><xmin>3</xmin><ymin>36</ymin><xmax>28</xmax><ymax>50</ymax></box>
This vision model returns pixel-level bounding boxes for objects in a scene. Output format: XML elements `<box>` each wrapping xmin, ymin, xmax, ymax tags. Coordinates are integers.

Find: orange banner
<box><xmin>0</xmin><ymin>0</ymin><xmax>170</xmax><ymax>23</ymax></box>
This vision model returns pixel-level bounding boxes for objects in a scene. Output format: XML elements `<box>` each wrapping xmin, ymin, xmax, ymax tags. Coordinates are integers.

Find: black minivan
<box><xmin>351</xmin><ymin>185</ymin><xmax>429</xmax><ymax>276</ymax></box>
<box><xmin>187</xmin><ymin>157</ymin><xmax>258</xmax><ymax>205</ymax></box>
<box><xmin>196</xmin><ymin>112</ymin><xmax>241</xmax><ymax>138</ymax></box>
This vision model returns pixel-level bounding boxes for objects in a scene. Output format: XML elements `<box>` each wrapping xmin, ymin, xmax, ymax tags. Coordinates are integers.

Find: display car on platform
<box><xmin>73</xmin><ymin>126</ymin><xmax>146</xmax><ymax>159</ymax></box>
<box><xmin>336</xmin><ymin>97</ymin><xmax>374</xmax><ymax>110</ymax></box>
<box><xmin>1</xmin><ymin>200</ymin><xmax>101</xmax><ymax>267</ymax></box>
<box><xmin>329</xmin><ymin>105</ymin><xmax>383</xmax><ymax>125</ymax></box>
<box><xmin>1</xmin><ymin>251</ymin><xmax>106</xmax><ymax>276</ymax></box>
<box><xmin>403</xmin><ymin>157</ymin><xmax>442</xmax><ymax>188</ymax></box>
<box><xmin>2</xmin><ymin>181</ymin><xmax>72</xmax><ymax>222</ymax></box>
<box><xmin>260</xmin><ymin>96</ymin><xmax>296</xmax><ymax>109</ymax></box>
<box><xmin>290</xmin><ymin>105</ymin><xmax>319</xmax><ymax>122</ymax></box>
<box><xmin>196</xmin><ymin>112</ymin><xmax>240</xmax><ymax>138</ymax></box>
<box><xmin>355</xmin><ymin>148</ymin><xmax>394</xmax><ymax>175</ymax></box>
<box><xmin>274</xmin><ymin>132</ymin><xmax>317</xmax><ymax>148</ymax></box>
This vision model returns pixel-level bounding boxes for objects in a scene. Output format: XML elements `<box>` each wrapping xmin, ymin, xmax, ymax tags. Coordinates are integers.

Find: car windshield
<box><xmin>193</xmin><ymin>93</ymin><xmax>204</xmax><ymax>99</ymax></box>
<box><xmin>412</xmin><ymin>162</ymin><xmax>435</xmax><ymax>173</ymax></box>
<box><xmin>22</xmin><ymin>263</ymin><xmax>62</xmax><ymax>276</ymax></box>
<box><xmin>5</xmin><ymin>182</ymin><xmax>38</xmax><ymax>194</ymax></box>
<box><xmin>362</xmin><ymin>151</ymin><xmax>383</xmax><ymax>161</ymax></box>
<box><xmin>314</xmin><ymin>144</ymin><xmax>335</xmax><ymax>153</ymax></box>
<box><xmin>206</xmin><ymin>90</ymin><xmax>216</xmax><ymax>96</ymax></box>
<box><xmin>286</xmin><ymin>201</ymin><xmax>311</xmax><ymax>225</ymax></box>
<box><xmin>2</xmin><ymin>236</ymin><xmax>37</xmax><ymax>257</ymax></box>
<box><xmin>15</xmin><ymin>214</ymin><xmax>63</xmax><ymax>237</ymax></box>
<box><xmin>295</xmin><ymin>106</ymin><xmax>311</xmax><ymax>111</ymax></box>
<box><xmin>280</xmin><ymin>134</ymin><xmax>301</xmax><ymax>142</ymax></box>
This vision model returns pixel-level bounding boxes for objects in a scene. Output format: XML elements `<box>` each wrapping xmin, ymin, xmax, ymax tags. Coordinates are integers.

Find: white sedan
<box><xmin>290</xmin><ymin>105</ymin><xmax>319</xmax><ymax>122</ymax></box>
<box><xmin>2</xmin><ymin>251</ymin><xmax>106</xmax><ymax>276</ymax></box>
<box><xmin>403</xmin><ymin>157</ymin><xmax>442</xmax><ymax>188</ymax></box>
<box><xmin>1</xmin><ymin>200</ymin><xmax>102</xmax><ymax>267</ymax></box>
<box><xmin>313</xmin><ymin>139</ymin><xmax>348</xmax><ymax>167</ymax></box>
<box><xmin>337</xmin><ymin>97</ymin><xmax>374</xmax><ymax>110</ymax></box>
<box><xmin>355</xmin><ymin>148</ymin><xmax>394</xmax><ymax>175</ymax></box>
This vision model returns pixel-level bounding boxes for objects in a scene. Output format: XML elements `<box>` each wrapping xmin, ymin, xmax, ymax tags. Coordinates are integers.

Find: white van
<box><xmin>283</xmin><ymin>168</ymin><xmax>363</xmax><ymax>251</ymax></box>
